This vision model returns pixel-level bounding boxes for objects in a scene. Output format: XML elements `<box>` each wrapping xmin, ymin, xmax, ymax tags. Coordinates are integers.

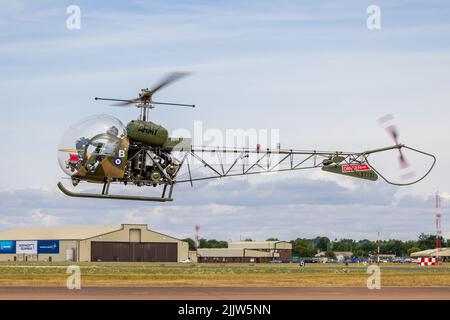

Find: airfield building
<box><xmin>228</xmin><ymin>241</ymin><xmax>292</xmax><ymax>261</ymax></box>
<box><xmin>315</xmin><ymin>251</ymin><xmax>353</xmax><ymax>262</ymax></box>
<box><xmin>0</xmin><ymin>224</ymin><xmax>188</xmax><ymax>263</ymax></box>
<box><xmin>410</xmin><ymin>248</ymin><xmax>450</xmax><ymax>260</ymax></box>
<box><xmin>197</xmin><ymin>241</ymin><xmax>292</xmax><ymax>263</ymax></box>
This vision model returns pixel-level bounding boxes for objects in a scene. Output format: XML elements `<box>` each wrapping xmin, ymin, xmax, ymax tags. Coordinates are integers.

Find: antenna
<box><xmin>195</xmin><ymin>225</ymin><xmax>200</xmax><ymax>249</ymax></box>
<box><xmin>436</xmin><ymin>191</ymin><xmax>442</xmax><ymax>259</ymax></box>
<box><xmin>377</xmin><ymin>230</ymin><xmax>380</xmax><ymax>265</ymax></box>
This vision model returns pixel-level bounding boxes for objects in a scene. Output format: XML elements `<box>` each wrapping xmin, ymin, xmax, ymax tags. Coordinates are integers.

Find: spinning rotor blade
<box><xmin>94</xmin><ymin>97</ymin><xmax>135</xmax><ymax>105</ymax></box>
<box><xmin>384</xmin><ymin>124</ymin><xmax>409</xmax><ymax>168</ymax></box>
<box><xmin>378</xmin><ymin>114</ymin><xmax>416</xmax><ymax>181</ymax></box>
<box><xmin>145</xmin><ymin>71</ymin><xmax>191</xmax><ymax>97</ymax></box>
<box><xmin>398</xmin><ymin>149</ymin><xmax>409</xmax><ymax>169</ymax></box>
<box><xmin>109</xmin><ymin>99</ymin><xmax>195</xmax><ymax>108</ymax></box>
<box><xmin>114</xmin><ymin>98</ymin><xmax>141</xmax><ymax>106</ymax></box>
<box><xmin>385</xmin><ymin>125</ymin><xmax>399</xmax><ymax>145</ymax></box>
<box><xmin>95</xmin><ymin>71</ymin><xmax>192</xmax><ymax>107</ymax></box>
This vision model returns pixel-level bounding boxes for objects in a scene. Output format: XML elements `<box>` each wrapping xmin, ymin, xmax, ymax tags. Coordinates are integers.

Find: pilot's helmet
<box><xmin>107</xmin><ymin>126</ymin><xmax>119</xmax><ymax>136</ymax></box>
<box><xmin>75</xmin><ymin>137</ymin><xmax>89</xmax><ymax>150</ymax></box>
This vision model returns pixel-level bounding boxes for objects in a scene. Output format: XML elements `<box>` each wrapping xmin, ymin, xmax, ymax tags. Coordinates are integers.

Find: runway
<box><xmin>0</xmin><ymin>286</ymin><xmax>449</xmax><ymax>300</ymax></box>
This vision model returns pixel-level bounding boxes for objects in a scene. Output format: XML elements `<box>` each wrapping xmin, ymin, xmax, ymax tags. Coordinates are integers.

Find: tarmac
<box><xmin>0</xmin><ymin>286</ymin><xmax>449</xmax><ymax>300</ymax></box>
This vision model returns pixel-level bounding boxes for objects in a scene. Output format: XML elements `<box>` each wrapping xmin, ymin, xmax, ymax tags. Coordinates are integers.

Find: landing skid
<box><xmin>57</xmin><ymin>182</ymin><xmax>174</xmax><ymax>202</ymax></box>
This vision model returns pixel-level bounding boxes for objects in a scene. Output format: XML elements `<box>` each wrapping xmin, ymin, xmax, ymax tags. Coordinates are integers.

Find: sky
<box><xmin>0</xmin><ymin>0</ymin><xmax>449</xmax><ymax>242</ymax></box>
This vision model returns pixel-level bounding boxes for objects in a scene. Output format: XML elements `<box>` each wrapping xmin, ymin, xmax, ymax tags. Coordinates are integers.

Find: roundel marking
<box><xmin>114</xmin><ymin>157</ymin><xmax>123</xmax><ymax>166</ymax></box>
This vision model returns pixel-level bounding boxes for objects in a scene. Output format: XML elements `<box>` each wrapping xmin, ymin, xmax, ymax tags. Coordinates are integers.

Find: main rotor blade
<box><xmin>95</xmin><ymin>97</ymin><xmax>135</xmax><ymax>104</ymax></box>
<box><xmin>115</xmin><ymin>99</ymin><xmax>141</xmax><ymax>106</ymax></box>
<box><xmin>151</xmin><ymin>101</ymin><xmax>195</xmax><ymax>108</ymax></box>
<box><xmin>146</xmin><ymin>71</ymin><xmax>191</xmax><ymax>97</ymax></box>
<box><xmin>95</xmin><ymin>97</ymin><xmax>142</xmax><ymax>106</ymax></box>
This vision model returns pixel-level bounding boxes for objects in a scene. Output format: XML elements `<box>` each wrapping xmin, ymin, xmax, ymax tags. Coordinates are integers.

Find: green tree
<box><xmin>198</xmin><ymin>238</ymin><xmax>227</xmax><ymax>248</ymax></box>
<box><xmin>291</xmin><ymin>238</ymin><xmax>316</xmax><ymax>257</ymax></box>
<box><xmin>199</xmin><ymin>238</ymin><xmax>208</xmax><ymax>248</ymax></box>
<box><xmin>417</xmin><ymin>233</ymin><xmax>436</xmax><ymax>250</ymax></box>
<box><xmin>206</xmin><ymin>239</ymin><xmax>228</xmax><ymax>248</ymax></box>
<box><xmin>352</xmin><ymin>249</ymin><xmax>366</xmax><ymax>258</ymax></box>
<box><xmin>332</xmin><ymin>239</ymin><xmax>355</xmax><ymax>251</ymax></box>
<box><xmin>355</xmin><ymin>239</ymin><xmax>376</xmax><ymax>256</ymax></box>
<box><xmin>314</xmin><ymin>237</ymin><xmax>331</xmax><ymax>252</ymax></box>
<box><xmin>266</xmin><ymin>237</ymin><xmax>279</xmax><ymax>241</ymax></box>
<box><xmin>404</xmin><ymin>240</ymin><xmax>419</xmax><ymax>255</ymax></box>
<box><xmin>407</xmin><ymin>246</ymin><xmax>421</xmax><ymax>256</ymax></box>
<box><xmin>383</xmin><ymin>239</ymin><xmax>405</xmax><ymax>256</ymax></box>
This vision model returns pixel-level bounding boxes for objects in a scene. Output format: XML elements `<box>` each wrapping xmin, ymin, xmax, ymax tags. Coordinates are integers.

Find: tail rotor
<box><xmin>378</xmin><ymin>114</ymin><xmax>415</xmax><ymax>180</ymax></box>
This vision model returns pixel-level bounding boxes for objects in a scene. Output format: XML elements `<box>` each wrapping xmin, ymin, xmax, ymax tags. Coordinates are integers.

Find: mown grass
<box><xmin>0</xmin><ymin>262</ymin><xmax>449</xmax><ymax>287</ymax></box>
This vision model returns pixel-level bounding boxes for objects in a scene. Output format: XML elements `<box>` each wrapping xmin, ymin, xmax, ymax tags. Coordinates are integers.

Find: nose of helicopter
<box><xmin>57</xmin><ymin>114</ymin><xmax>127</xmax><ymax>176</ymax></box>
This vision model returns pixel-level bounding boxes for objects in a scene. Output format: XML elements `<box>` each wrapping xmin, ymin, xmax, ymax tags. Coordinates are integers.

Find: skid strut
<box><xmin>57</xmin><ymin>182</ymin><xmax>174</xmax><ymax>202</ymax></box>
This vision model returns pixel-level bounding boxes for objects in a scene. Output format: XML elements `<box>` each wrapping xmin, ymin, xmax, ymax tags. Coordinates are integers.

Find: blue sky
<box><xmin>0</xmin><ymin>0</ymin><xmax>449</xmax><ymax>241</ymax></box>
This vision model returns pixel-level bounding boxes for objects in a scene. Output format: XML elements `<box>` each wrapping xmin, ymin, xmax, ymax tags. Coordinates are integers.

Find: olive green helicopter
<box><xmin>57</xmin><ymin>72</ymin><xmax>436</xmax><ymax>202</ymax></box>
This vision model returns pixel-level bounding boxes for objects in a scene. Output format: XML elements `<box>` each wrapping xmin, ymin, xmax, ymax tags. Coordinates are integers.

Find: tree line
<box><xmin>290</xmin><ymin>234</ymin><xmax>447</xmax><ymax>258</ymax></box>
<box><xmin>183</xmin><ymin>234</ymin><xmax>447</xmax><ymax>257</ymax></box>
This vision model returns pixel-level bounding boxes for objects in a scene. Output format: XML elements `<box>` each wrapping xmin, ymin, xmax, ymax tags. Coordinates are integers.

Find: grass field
<box><xmin>1</xmin><ymin>262</ymin><xmax>450</xmax><ymax>287</ymax></box>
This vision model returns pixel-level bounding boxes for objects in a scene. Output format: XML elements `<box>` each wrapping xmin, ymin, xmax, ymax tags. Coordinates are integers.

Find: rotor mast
<box><xmin>138</xmin><ymin>100</ymin><xmax>153</xmax><ymax>122</ymax></box>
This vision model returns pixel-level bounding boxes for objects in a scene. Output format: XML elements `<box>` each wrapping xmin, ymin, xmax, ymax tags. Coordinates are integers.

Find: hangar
<box><xmin>0</xmin><ymin>224</ymin><xmax>188</xmax><ymax>263</ymax></box>
<box><xmin>411</xmin><ymin>248</ymin><xmax>450</xmax><ymax>258</ymax></box>
<box><xmin>197</xmin><ymin>248</ymin><xmax>279</xmax><ymax>263</ymax></box>
<box><xmin>197</xmin><ymin>241</ymin><xmax>292</xmax><ymax>263</ymax></box>
<box><xmin>228</xmin><ymin>241</ymin><xmax>292</xmax><ymax>261</ymax></box>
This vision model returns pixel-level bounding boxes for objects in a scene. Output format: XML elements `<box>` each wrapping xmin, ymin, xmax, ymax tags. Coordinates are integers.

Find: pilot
<box><xmin>75</xmin><ymin>137</ymin><xmax>89</xmax><ymax>157</ymax></box>
<box><xmin>106</xmin><ymin>126</ymin><xmax>119</xmax><ymax>136</ymax></box>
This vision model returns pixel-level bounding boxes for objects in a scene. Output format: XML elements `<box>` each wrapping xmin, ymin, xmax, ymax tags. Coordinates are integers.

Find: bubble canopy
<box><xmin>57</xmin><ymin>114</ymin><xmax>127</xmax><ymax>176</ymax></box>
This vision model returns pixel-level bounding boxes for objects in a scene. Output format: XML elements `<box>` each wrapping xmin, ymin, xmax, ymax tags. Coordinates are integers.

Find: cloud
<box><xmin>31</xmin><ymin>208</ymin><xmax>58</xmax><ymax>226</ymax></box>
<box><xmin>0</xmin><ymin>176</ymin><xmax>445</xmax><ymax>241</ymax></box>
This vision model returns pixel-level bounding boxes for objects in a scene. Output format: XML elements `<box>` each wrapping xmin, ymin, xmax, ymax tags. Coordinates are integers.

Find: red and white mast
<box><xmin>195</xmin><ymin>225</ymin><xmax>200</xmax><ymax>249</ymax></box>
<box><xmin>377</xmin><ymin>230</ymin><xmax>380</xmax><ymax>264</ymax></box>
<box><xmin>435</xmin><ymin>191</ymin><xmax>442</xmax><ymax>260</ymax></box>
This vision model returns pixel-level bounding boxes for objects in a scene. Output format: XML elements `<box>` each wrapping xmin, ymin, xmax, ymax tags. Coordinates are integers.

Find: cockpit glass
<box><xmin>57</xmin><ymin>114</ymin><xmax>126</xmax><ymax>176</ymax></box>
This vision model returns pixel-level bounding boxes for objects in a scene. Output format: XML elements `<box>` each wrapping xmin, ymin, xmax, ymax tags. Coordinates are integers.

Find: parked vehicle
<box><xmin>301</xmin><ymin>258</ymin><xmax>320</xmax><ymax>263</ymax></box>
<box><xmin>269</xmin><ymin>259</ymin><xmax>282</xmax><ymax>263</ymax></box>
<box><xmin>326</xmin><ymin>259</ymin><xmax>338</xmax><ymax>263</ymax></box>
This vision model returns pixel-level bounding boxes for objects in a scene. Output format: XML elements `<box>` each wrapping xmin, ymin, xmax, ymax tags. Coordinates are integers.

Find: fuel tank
<box><xmin>126</xmin><ymin>120</ymin><xmax>168</xmax><ymax>146</ymax></box>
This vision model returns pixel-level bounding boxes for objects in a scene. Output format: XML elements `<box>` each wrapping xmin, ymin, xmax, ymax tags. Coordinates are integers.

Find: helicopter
<box><xmin>57</xmin><ymin>72</ymin><xmax>436</xmax><ymax>202</ymax></box>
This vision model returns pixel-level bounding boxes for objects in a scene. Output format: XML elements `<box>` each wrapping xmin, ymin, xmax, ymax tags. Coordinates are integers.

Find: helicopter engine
<box><xmin>124</xmin><ymin>120</ymin><xmax>179</xmax><ymax>186</ymax></box>
<box><xmin>125</xmin><ymin>140</ymin><xmax>176</xmax><ymax>186</ymax></box>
